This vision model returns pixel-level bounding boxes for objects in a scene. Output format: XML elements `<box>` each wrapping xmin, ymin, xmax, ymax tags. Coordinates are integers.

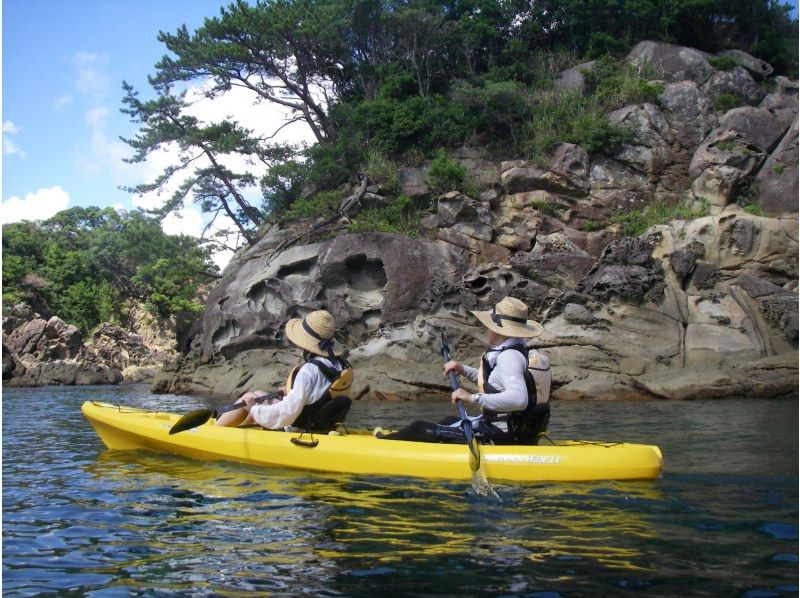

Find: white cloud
<box><xmin>3</xmin><ymin>138</ymin><xmax>26</xmax><ymax>158</ymax></box>
<box><xmin>162</xmin><ymin>206</ymin><xmax>205</xmax><ymax>237</ymax></box>
<box><xmin>72</xmin><ymin>51</ymin><xmax>110</xmax><ymax>103</ymax></box>
<box><xmin>2</xmin><ymin>186</ymin><xmax>71</xmax><ymax>224</ymax></box>
<box><xmin>2</xmin><ymin>120</ymin><xmax>26</xmax><ymax>157</ymax></box>
<box><xmin>54</xmin><ymin>95</ymin><xmax>74</xmax><ymax>111</ymax></box>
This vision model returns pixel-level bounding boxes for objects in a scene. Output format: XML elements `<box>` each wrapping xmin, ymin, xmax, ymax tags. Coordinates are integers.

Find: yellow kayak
<box><xmin>81</xmin><ymin>401</ymin><xmax>663</xmax><ymax>483</ymax></box>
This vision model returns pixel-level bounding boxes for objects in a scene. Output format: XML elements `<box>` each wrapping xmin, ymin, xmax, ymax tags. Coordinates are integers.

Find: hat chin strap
<box><xmin>301</xmin><ymin>317</ymin><xmax>336</xmax><ymax>360</ymax></box>
<box><xmin>490</xmin><ymin>304</ymin><xmax>527</xmax><ymax>328</ymax></box>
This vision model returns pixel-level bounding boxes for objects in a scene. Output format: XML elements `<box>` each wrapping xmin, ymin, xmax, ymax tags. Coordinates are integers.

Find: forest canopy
<box><xmin>2</xmin><ymin>207</ymin><xmax>218</xmax><ymax>333</ymax></box>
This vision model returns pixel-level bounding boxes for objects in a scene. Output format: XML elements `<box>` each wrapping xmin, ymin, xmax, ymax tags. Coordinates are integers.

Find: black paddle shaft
<box><xmin>440</xmin><ymin>333</ymin><xmax>480</xmax><ymax>469</ymax></box>
<box><xmin>169</xmin><ymin>390</ymin><xmax>283</xmax><ymax>435</ymax></box>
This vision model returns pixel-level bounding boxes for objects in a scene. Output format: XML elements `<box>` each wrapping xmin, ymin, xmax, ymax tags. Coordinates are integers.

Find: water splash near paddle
<box><xmin>471</xmin><ymin>468</ymin><xmax>500</xmax><ymax>500</ymax></box>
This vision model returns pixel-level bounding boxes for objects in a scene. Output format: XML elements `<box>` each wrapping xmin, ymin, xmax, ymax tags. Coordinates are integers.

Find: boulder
<box><xmin>509</xmin><ymin>233</ymin><xmax>596</xmax><ymax>290</ymax></box>
<box><xmin>691</xmin><ymin>165</ymin><xmax>746</xmax><ymax>207</ymax></box>
<box><xmin>577</xmin><ymin>235</ymin><xmax>666</xmax><ymax>304</ymax></box>
<box><xmin>626</xmin><ymin>41</ymin><xmax>714</xmax><ymax>85</ymax></box>
<box><xmin>736</xmin><ymin>272</ymin><xmax>799</xmax><ymax>344</ymax></box>
<box><xmin>500</xmin><ymin>164</ymin><xmax>586</xmax><ymax>197</ymax></box>
<box><xmin>398</xmin><ymin>167</ymin><xmax>431</xmax><ymax>198</ymax></box>
<box><xmin>547</xmin><ymin>143</ymin><xmax>590</xmax><ymax>183</ymax></box>
<box><xmin>5</xmin><ymin>316</ymin><xmax>83</xmax><ymax>361</ymax></box>
<box><xmin>755</xmin><ymin>119</ymin><xmax>799</xmax><ymax>214</ymax></box>
<box><xmin>715</xmin><ymin>107</ymin><xmax>788</xmax><ymax>152</ymax></box>
<box><xmin>553</xmin><ymin>61</ymin><xmax>595</xmax><ymax>94</ymax></box>
<box><xmin>2</xmin><ymin>343</ymin><xmax>25</xmax><ymax>380</ymax></box>
<box><xmin>702</xmin><ymin>66</ymin><xmax>767</xmax><ymax>107</ymax></box>
<box><xmin>759</xmin><ymin>76</ymin><xmax>799</xmax><ymax>128</ymax></box>
<box><xmin>689</xmin><ymin>107</ymin><xmax>788</xmax><ymax>208</ymax></box>
<box><xmin>435</xmin><ymin>192</ymin><xmax>492</xmax><ymax>241</ymax></box>
<box><xmin>87</xmin><ymin>323</ymin><xmax>164</xmax><ymax>371</ymax></box>
<box><xmin>658</xmin><ymin>81</ymin><xmax>718</xmax><ymax>149</ymax></box>
<box><xmin>718</xmin><ymin>49</ymin><xmax>774</xmax><ymax>80</ymax></box>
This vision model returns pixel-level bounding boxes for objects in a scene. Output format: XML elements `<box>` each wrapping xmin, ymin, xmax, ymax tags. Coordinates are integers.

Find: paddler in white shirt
<box><xmin>377</xmin><ymin>297</ymin><xmax>551</xmax><ymax>445</ymax></box>
<box><xmin>215</xmin><ymin>310</ymin><xmax>353</xmax><ymax>432</ymax></box>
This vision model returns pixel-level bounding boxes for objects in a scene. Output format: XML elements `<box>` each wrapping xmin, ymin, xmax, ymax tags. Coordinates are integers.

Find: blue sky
<box><xmin>2</xmin><ymin>0</ymin><xmax>315</xmax><ymax>267</ymax></box>
<box><xmin>2</xmin><ymin>0</ymin><xmax>798</xmax><ymax>261</ymax></box>
<box><xmin>3</xmin><ymin>0</ymin><xmax>229</xmax><ymax>213</ymax></box>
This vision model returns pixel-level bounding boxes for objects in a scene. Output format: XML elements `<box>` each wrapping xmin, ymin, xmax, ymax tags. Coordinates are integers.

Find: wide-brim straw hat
<box><xmin>285</xmin><ymin>310</ymin><xmax>343</xmax><ymax>357</ymax></box>
<box><xmin>471</xmin><ymin>297</ymin><xmax>544</xmax><ymax>338</ymax></box>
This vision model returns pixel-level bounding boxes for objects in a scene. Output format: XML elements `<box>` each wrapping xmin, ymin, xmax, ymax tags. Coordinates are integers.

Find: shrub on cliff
<box><xmin>347</xmin><ymin>196</ymin><xmax>422</xmax><ymax>237</ymax></box>
<box><xmin>611</xmin><ymin>200</ymin><xmax>709</xmax><ymax>237</ymax></box>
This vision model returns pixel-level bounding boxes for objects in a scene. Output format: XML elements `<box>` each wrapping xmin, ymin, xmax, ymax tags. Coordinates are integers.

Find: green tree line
<box><xmin>2</xmin><ymin>207</ymin><xmax>218</xmax><ymax>333</ymax></box>
<box><xmin>123</xmin><ymin>0</ymin><xmax>797</xmax><ymax>238</ymax></box>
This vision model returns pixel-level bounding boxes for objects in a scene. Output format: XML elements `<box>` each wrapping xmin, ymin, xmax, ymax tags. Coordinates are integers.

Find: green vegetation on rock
<box><xmin>714</xmin><ymin>93</ymin><xmax>743</xmax><ymax>112</ymax></box>
<box><xmin>347</xmin><ymin>196</ymin><xmax>423</xmax><ymax>237</ymax></box>
<box><xmin>708</xmin><ymin>55</ymin><xmax>740</xmax><ymax>70</ymax></box>
<box><xmin>118</xmin><ymin>0</ymin><xmax>796</xmax><ymax>240</ymax></box>
<box><xmin>611</xmin><ymin>200</ymin><xmax>709</xmax><ymax>236</ymax></box>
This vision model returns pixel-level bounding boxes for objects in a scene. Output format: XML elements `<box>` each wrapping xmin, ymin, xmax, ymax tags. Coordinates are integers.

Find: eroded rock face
<box><xmin>689</xmin><ymin>107</ymin><xmax>790</xmax><ymax>209</ymax></box>
<box><xmin>153</xmin><ymin>208</ymin><xmax>798</xmax><ymax>402</ymax></box>
<box><xmin>199</xmin><ymin>232</ymin><xmax>470</xmax><ymax>364</ymax></box>
<box><xmin>151</xmin><ymin>40</ymin><xmax>797</xmax><ymax>402</ymax></box>
<box><xmin>4</xmin><ymin>361</ymin><xmax>123</xmax><ymax>387</ymax></box>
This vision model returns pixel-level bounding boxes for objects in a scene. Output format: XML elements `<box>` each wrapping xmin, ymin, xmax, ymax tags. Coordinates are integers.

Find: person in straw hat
<box><xmin>216</xmin><ymin>309</ymin><xmax>353</xmax><ymax>432</ymax></box>
<box><xmin>377</xmin><ymin>297</ymin><xmax>551</xmax><ymax>445</ymax></box>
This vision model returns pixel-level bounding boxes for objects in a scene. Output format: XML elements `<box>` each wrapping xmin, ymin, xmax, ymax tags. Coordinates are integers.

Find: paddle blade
<box><xmin>169</xmin><ymin>409</ymin><xmax>214</xmax><ymax>435</ymax></box>
<box><xmin>467</xmin><ymin>435</ymin><xmax>481</xmax><ymax>472</ymax></box>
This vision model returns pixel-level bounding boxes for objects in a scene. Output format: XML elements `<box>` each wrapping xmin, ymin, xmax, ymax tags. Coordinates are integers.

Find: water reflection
<box><xmin>84</xmin><ymin>450</ymin><xmax>663</xmax><ymax>582</ymax></box>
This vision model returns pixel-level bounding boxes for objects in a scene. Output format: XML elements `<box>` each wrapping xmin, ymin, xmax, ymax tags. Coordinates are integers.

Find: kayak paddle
<box><xmin>169</xmin><ymin>391</ymin><xmax>282</xmax><ymax>435</ymax></box>
<box><xmin>440</xmin><ymin>333</ymin><xmax>481</xmax><ymax>472</ymax></box>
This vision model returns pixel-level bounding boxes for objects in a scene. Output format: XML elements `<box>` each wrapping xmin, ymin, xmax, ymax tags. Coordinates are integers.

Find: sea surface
<box><xmin>3</xmin><ymin>385</ymin><xmax>798</xmax><ymax>596</ymax></box>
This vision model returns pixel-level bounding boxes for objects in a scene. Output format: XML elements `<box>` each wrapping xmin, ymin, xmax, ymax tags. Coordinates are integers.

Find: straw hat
<box><xmin>285</xmin><ymin>310</ymin><xmax>342</xmax><ymax>357</ymax></box>
<box><xmin>471</xmin><ymin>297</ymin><xmax>543</xmax><ymax>338</ymax></box>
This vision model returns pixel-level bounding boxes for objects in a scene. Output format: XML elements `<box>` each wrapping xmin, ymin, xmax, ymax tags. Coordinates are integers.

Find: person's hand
<box><xmin>242</xmin><ymin>394</ymin><xmax>258</xmax><ymax>410</ymax></box>
<box><xmin>451</xmin><ymin>388</ymin><xmax>473</xmax><ymax>404</ymax></box>
<box><xmin>443</xmin><ymin>360</ymin><xmax>463</xmax><ymax>377</ymax></box>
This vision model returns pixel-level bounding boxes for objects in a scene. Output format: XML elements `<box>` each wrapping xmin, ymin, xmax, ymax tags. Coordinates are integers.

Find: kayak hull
<box><xmin>81</xmin><ymin>401</ymin><xmax>663</xmax><ymax>482</ymax></box>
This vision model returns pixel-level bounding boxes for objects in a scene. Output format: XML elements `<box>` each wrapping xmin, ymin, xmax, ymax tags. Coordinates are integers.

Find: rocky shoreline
<box><xmin>5</xmin><ymin>41</ymin><xmax>798</xmax><ymax>400</ymax></box>
<box><xmin>3</xmin><ymin>302</ymin><xmax>177</xmax><ymax>388</ymax></box>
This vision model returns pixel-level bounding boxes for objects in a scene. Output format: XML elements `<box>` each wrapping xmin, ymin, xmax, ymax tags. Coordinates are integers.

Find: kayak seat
<box><xmin>293</xmin><ymin>395</ymin><xmax>352</xmax><ymax>433</ymax></box>
<box><xmin>526</xmin><ymin>403</ymin><xmax>550</xmax><ymax>445</ymax></box>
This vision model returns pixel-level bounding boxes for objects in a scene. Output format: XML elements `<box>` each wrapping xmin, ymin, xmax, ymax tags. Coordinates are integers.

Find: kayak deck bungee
<box><xmin>81</xmin><ymin>401</ymin><xmax>663</xmax><ymax>483</ymax></box>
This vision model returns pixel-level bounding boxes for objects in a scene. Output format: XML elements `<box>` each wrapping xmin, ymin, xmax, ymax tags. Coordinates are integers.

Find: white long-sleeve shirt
<box><xmin>461</xmin><ymin>338</ymin><xmax>530</xmax><ymax>412</ymax></box>
<box><xmin>249</xmin><ymin>358</ymin><xmax>342</xmax><ymax>430</ymax></box>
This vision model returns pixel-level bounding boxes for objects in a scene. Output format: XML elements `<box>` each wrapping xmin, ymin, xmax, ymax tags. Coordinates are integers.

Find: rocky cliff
<box><xmin>3</xmin><ymin>302</ymin><xmax>179</xmax><ymax>387</ymax></box>
<box><xmin>152</xmin><ymin>42</ymin><xmax>798</xmax><ymax>401</ymax></box>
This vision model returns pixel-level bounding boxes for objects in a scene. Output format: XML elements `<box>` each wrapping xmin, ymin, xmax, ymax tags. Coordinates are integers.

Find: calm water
<box><xmin>3</xmin><ymin>385</ymin><xmax>797</xmax><ymax>596</ymax></box>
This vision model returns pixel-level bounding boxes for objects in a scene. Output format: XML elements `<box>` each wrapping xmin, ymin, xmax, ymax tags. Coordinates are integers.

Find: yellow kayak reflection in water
<box><xmin>87</xmin><ymin>449</ymin><xmax>662</xmax><ymax>576</ymax></box>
